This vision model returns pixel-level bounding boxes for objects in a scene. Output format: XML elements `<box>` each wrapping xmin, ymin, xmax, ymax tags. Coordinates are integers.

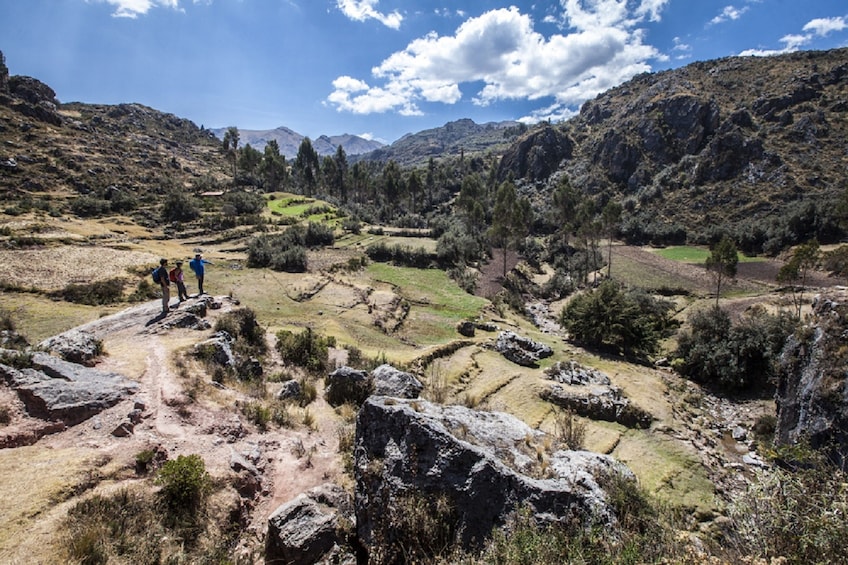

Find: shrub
<box><xmin>161</xmin><ymin>189</ymin><xmax>200</xmax><ymax>222</ymax></box>
<box><xmin>560</xmin><ymin>280</ymin><xmax>676</xmax><ymax>358</ymax></box>
<box><xmin>275</xmin><ymin>327</ymin><xmax>333</xmax><ymax>375</ymax></box>
<box><xmin>727</xmin><ymin>448</ymin><xmax>848</xmax><ymax>563</ymax></box>
<box><xmin>156</xmin><ymin>454</ymin><xmax>211</xmax><ymax>510</ymax></box>
<box><xmin>247</xmin><ymin>232</ymin><xmax>308</xmax><ymax>272</ymax></box>
<box><xmin>214</xmin><ymin>307</ymin><xmax>267</xmax><ymax>356</ymax></box>
<box><xmin>675</xmin><ymin>307</ymin><xmax>796</xmax><ymax>391</ymax></box>
<box><xmin>52</xmin><ymin>277</ymin><xmax>126</xmax><ymax>305</ymax></box>
<box><xmin>70</xmin><ymin>195</ymin><xmax>112</xmax><ymax>218</ymax></box>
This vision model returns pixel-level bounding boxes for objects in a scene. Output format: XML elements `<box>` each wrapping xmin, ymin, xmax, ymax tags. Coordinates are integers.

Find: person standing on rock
<box><xmin>189</xmin><ymin>253</ymin><xmax>212</xmax><ymax>296</ymax></box>
<box><xmin>170</xmin><ymin>261</ymin><xmax>189</xmax><ymax>303</ymax></box>
<box><xmin>155</xmin><ymin>258</ymin><xmax>171</xmax><ymax>314</ymax></box>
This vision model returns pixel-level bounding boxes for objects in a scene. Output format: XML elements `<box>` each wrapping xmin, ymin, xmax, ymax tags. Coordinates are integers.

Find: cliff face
<box><xmin>776</xmin><ymin>290</ymin><xmax>848</xmax><ymax>466</ymax></box>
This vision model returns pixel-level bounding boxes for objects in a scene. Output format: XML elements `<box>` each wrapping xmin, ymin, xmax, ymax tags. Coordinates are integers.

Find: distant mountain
<box><xmin>357</xmin><ymin>118</ymin><xmax>527</xmax><ymax>167</ymax></box>
<box><xmin>209</xmin><ymin>126</ymin><xmax>383</xmax><ymax>158</ymax></box>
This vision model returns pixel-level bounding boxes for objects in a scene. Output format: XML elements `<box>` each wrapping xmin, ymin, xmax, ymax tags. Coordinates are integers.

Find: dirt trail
<box><xmin>0</xmin><ymin>296</ymin><xmax>343</xmax><ymax>563</ymax></box>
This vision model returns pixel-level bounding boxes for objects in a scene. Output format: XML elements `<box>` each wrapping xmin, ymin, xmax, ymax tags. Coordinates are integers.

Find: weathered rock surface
<box><xmin>266</xmin><ymin>483</ymin><xmax>355</xmax><ymax>565</ymax></box>
<box><xmin>325</xmin><ymin>366</ymin><xmax>371</xmax><ymax>407</ymax></box>
<box><xmin>194</xmin><ymin>331</ymin><xmax>236</xmax><ymax>367</ymax></box>
<box><xmin>541</xmin><ymin>384</ymin><xmax>653</xmax><ymax>429</ymax></box>
<box><xmin>494</xmin><ymin>330</ymin><xmax>554</xmax><ymax>367</ymax></box>
<box><xmin>38</xmin><ymin>329</ymin><xmax>102</xmax><ymax>366</ymax></box>
<box><xmin>354</xmin><ymin>396</ymin><xmax>634</xmax><ymax>556</ymax></box>
<box><xmin>776</xmin><ymin>292</ymin><xmax>848</xmax><ymax>466</ymax></box>
<box><xmin>0</xmin><ymin>350</ymin><xmax>139</xmax><ymax>426</ymax></box>
<box><xmin>371</xmin><ymin>364</ymin><xmax>423</xmax><ymax>399</ymax></box>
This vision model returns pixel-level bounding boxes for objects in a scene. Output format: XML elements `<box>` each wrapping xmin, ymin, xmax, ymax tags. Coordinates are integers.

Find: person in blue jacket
<box><xmin>188</xmin><ymin>253</ymin><xmax>212</xmax><ymax>296</ymax></box>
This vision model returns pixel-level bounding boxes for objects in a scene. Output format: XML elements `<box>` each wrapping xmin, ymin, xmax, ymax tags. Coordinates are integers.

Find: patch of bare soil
<box><xmin>476</xmin><ymin>248</ymin><xmax>519</xmax><ymax>299</ymax></box>
<box><xmin>0</xmin><ymin>297</ymin><xmax>343</xmax><ymax>563</ymax></box>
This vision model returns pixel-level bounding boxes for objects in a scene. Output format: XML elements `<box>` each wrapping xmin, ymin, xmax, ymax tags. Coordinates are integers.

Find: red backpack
<box><xmin>168</xmin><ymin>268</ymin><xmax>178</xmax><ymax>282</ymax></box>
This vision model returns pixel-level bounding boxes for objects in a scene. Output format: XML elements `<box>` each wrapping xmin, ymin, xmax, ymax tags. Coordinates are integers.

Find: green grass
<box><xmin>653</xmin><ymin>246</ymin><xmax>765</xmax><ymax>264</ymax></box>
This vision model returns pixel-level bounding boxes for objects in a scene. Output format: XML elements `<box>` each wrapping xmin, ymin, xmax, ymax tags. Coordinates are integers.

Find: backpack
<box><xmin>152</xmin><ymin>267</ymin><xmax>162</xmax><ymax>284</ymax></box>
<box><xmin>169</xmin><ymin>268</ymin><xmax>178</xmax><ymax>282</ymax></box>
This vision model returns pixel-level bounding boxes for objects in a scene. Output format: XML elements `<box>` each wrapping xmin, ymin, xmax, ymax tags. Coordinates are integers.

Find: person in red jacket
<box><xmin>170</xmin><ymin>261</ymin><xmax>189</xmax><ymax>302</ymax></box>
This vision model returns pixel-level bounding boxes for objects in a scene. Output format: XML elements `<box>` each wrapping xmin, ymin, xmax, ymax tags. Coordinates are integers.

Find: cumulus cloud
<box><xmin>327</xmin><ymin>3</ymin><xmax>664</xmax><ymax>122</ymax></box>
<box><xmin>337</xmin><ymin>0</ymin><xmax>402</xmax><ymax>30</ymax></box>
<box><xmin>803</xmin><ymin>16</ymin><xmax>848</xmax><ymax>36</ymax></box>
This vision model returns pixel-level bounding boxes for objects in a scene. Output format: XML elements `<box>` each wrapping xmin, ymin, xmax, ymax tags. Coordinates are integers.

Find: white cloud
<box><xmin>741</xmin><ymin>15</ymin><xmax>848</xmax><ymax>57</ymax></box>
<box><xmin>803</xmin><ymin>16</ymin><xmax>848</xmax><ymax>37</ymax></box>
<box><xmin>328</xmin><ymin>3</ymin><xmax>664</xmax><ymax>118</ymax></box>
<box><xmin>336</xmin><ymin>0</ymin><xmax>402</xmax><ymax>30</ymax></box>
<box><xmin>709</xmin><ymin>5</ymin><xmax>749</xmax><ymax>26</ymax></box>
<box><xmin>101</xmin><ymin>0</ymin><xmax>180</xmax><ymax>18</ymax></box>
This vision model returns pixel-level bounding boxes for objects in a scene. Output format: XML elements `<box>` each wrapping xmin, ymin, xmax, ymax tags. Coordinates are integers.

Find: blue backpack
<box><xmin>152</xmin><ymin>267</ymin><xmax>162</xmax><ymax>284</ymax></box>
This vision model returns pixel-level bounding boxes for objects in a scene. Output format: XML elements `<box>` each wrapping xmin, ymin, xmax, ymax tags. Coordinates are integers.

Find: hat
<box><xmin>176</xmin><ymin>261</ymin><xmax>183</xmax><ymax>266</ymax></box>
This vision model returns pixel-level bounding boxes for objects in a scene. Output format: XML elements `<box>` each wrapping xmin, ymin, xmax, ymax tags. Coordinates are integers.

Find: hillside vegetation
<box><xmin>1</xmin><ymin>46</ymin><xmax>848</xmax><ymax>564</ymax></box>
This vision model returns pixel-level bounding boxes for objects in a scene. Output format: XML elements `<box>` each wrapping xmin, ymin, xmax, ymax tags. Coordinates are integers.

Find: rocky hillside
<box><xmin>358</xmin><ymin>117</ymin><xmax>527</xmax><ymax>167</ymax></box>
<box><xmin>499</xmin><ymin>48</ymin><xmax>848</xmax><ymax>251</ymax></box>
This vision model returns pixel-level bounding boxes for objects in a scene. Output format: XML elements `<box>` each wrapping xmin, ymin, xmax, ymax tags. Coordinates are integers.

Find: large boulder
<box><xmin>354</xmin><ymin>397</ymin><xmax>634</xmax><ymax>557</ymax></box>
<box><xmin>371</xmin><ymin>364</ymin><xmax>423</xmax><ymax>399</ymax></box>
<box><xmin>0</xmin><ymin>351</ymin><xmax>138</xmax><ymax>426</ymax></box>
<box><xmin>266</xmin><ymin>483</ymin><xmax>355</xmax><ymax>565</ymax></box>
<box><xmin>325</xmin><ymin>366</ymin><xmax>371</xmax><ymax>407</ymax></box>
<box><xmin>494</xmin><ymin>331</ymin><xmax>553</xmax><ymax>367</ymax></box>
<box><xmin>38</xmin><ymin>329</ymin><xmax>103</xmax><ymax>367</ymax></box>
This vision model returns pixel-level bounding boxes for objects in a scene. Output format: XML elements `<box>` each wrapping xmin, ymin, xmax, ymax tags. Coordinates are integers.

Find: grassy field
<box><xmin>652</xmin><ymin>245</ymin><xmax>766</xmax><ymax>264</ymax></box>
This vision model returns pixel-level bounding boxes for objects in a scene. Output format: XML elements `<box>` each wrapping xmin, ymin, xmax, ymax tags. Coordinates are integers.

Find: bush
<box><xmin>727</xmin><ymin>448</ymin><xmax>848</xmax><ymax>563</ymax></box>
<box><xmin>365</xmin><ymin>242</ymin><xmax>433</xmax><ymax>267</ymax></box>
<box><xmin>560</xmin><ymin>280</ymin><xmax>675</xmax><ymax>358</ymax></box>
<box><xmin>161</xmin><ymin>189</ymin><xmax>200</xmax><ymax>223</ymax></box>
<box><xmin>52</xmin><ymin>277</ymin><xmax>126</xmax><ymax>305</ymax></box>
<box><xmin>246</xmin><ymin>229</ymin><xmax>309</xmax><ymax>272</ymax></box>
<box><xmin>70</xmin><ymin>195</ymin><xmax>112</xmax><ymax>218</ymax></box>
<box><xmin>156</xmin><ymin>454</ymin><xmax>211</xmax><ymax>510</ymax></box>
<box><xmin>675</xmin><ymin>307</ymin><xmax>796</xmax><ymax>391</ymax></box>
<box><xmin>213</xmin><ymin>307</ymin><xmax>267</xmax><ymax>356</ymax></box>
<box><xmin>275</xmin><ymin>327</ymin><xmax>334</xmax><ymax>375</ymax></box>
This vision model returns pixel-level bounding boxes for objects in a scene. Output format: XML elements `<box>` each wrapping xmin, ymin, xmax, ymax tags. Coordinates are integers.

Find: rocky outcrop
<box><xmin>38</xmin><ymin>329</ymin><xmax>103</xmax><ymax>367</ymax></box>
<box><xmin>371</xmin><ymin>364</ymin><xmax>423</xmax><ymax>399</ymax></box>
<box><xmin>776</xmin><ymin>292</ymin><xmax>848</xmax><ymax>466</ymax></box>
<box><xmin>493</xmin><ymin>331</ymin><xmax>553</xmax><ymax>367</ymax></box>
<box><xmin>325</xmin><ymin>366</ymin><xmax>371</xmax><ymax>407</ymax></box>
<box><xmin>354</xmin><ymin>396</ymin><xmax>634</xmax><ymax>556</ymax></box>
<box><xmin>497</xmin><ymin>124</ymin><xmax>573</xmax><ymax>181</ymax></box>
<box><xmin>266</xmin><ymin>483</ymin><xmax>356</xmax><ymax>565</ymax></box>
<box><xmin>0</xmin><ymin>351</ymin><xmax>138</xmax><ymax>426</ymax></box>
<box><xmin>325</xmin><ymin>364</ymin><xmax>423</xmax><ymax>407</ymax></box>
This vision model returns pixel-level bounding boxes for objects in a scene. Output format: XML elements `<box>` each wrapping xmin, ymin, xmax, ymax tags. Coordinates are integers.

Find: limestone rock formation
<box><xmin>266</xmin><ymin>483</ymin><xmax>356</xmax><ymax>565</ymax></box>
<box><xmin>354</xmin><ymin>396</ymin><xmax>634</xmax><ymax>556</ymax></box>
<box><xmin>0</xmin><ymin>350</ymin><xmax>138</xmax><ymax>426</ymax></box>
<box><xmin>776</xmin><ymin>292</ymin><xmax>848</xmax><ymax>466</ymax></box>
<box><xmin>493</xmin><ymin>330</ymin><xmax>554</xmax><ymax>367</ymax></box>
<box><xmin>371</xmin><ymin>364</ymin><xmax>423</xmax><ymax>399</ymax></box>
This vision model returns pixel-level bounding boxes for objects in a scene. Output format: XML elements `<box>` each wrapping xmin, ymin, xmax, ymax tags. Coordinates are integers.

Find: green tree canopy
<box><xmin>705</xmin><ymin>235</ymin><xmax>738</xmax><ymax>307</ymax></box>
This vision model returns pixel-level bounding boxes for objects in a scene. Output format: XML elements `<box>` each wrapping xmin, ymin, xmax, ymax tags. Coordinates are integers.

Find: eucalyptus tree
<box><xmin>489</xmin><ymin>180</ymin><xmax>532</xmax><ymax>277</ymax></box>
<box><xmin>222</xmin><ymin>126</ymin><xmax>240</xmax><ymax>186</ymax></box>
<box><xmin>293</xmin><ymin>137</ymin><xmax>320</xmax><ymax>196</ymax></box>
<box><xmin>777</xmin><ymin>239</ymin><xmax>821</xmax><ymax>318</ymax></box>
<box><xmin>259</xmin><ymin>140</ymin><xmax>287</xmax><ymax>192</ymax></box>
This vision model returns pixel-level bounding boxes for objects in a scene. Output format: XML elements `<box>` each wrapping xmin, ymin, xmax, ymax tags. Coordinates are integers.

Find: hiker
<box><xmin>188</xmin><ymin>253</ymin><xmax>212</xmax><ymax>295</ymax></box>
<box><xmin>170</xmin><ymin>261</ymin><xmax>189</xmax><ymax>302</ymax></box>
<box><xmin>155</xmin><ymin>258</ymin><xmax>170</xmax><ymax>314</ymax></box>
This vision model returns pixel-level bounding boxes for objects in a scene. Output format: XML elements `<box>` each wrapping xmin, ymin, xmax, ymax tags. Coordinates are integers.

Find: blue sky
<box><xmin>1</xmin><ymin>1</ymin><xmax>846</xmax><ymax>145</ymax></box>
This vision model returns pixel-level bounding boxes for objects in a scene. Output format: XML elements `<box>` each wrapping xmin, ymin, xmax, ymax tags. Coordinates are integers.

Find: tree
<box><xmin>293</xmin><ymin>137</ymin><xmax>320</xmax><ymax>196</ymax></box>
<box><xmin>222</xmin><ymin>126</ymin><xmax>240</xmax><ymax>186</ymax></box>
<box><xmin>259</xmin><ymin>139</ymin><xmax>287</xmax><ymax>192</ymax></box>
<box><xmin>705</xmin><ymin>235</ymin><xmax>738</xmax><ymax>307</ymax></box>
<box><xmin>238</xmin><ymin>143</ymin><xmax>262</xmax><ymax>180</ymax></box>
<box><xmin>777</xmin><ymin>239</ymin><xmax>821</xmax><ymax>318</ymax></box>
<box><xmin>406</xmin><ymin>169</ymin><xmax>422</xmax><ymax>213</ymax></box>
<box><xmin>488</xmin><ymin>180</ymin><xmax>531</xmax><ymax>277</ymax></box>
<box><xmin>602</xmin><ymin>200</ymin><xmax>623</xmax><ymax>279</ymax></box>
<box><xmin>332</xmin><ymin>144</ymin><xmax>349</xmax><ymax>202</ymax></box>
<box><xmin>560</xmin><ymin>280</ymin><xmax>675</xmax><ymax>358</ymax></box>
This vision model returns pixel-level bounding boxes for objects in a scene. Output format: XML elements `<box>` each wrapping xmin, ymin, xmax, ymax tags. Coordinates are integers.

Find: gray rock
<box><xmin>545</xmin><ymin>360</ymin><xmax>611</xmax><ymax>386</ymax></box>
<box><xmin>355</xmin><ymin>397</ymin><xmax>634</xmax><ymax>556</ymax></box>
<box><xmin>541</xmin><ymin>384</ymin><xmax>653</xmax><ymax>429</ymax></box>
<box><xmin>325</xmin><ymin>366</ymin><xmax>371</xmax><ymax>407</ymax></box>
<box><xmin>494</xmin><ymin>331</ymin><xmax>554</xmax><ymax>367</ymax></box>
<box><xmin>457</xmin><ymin>320</ymin><xmax>475</xmax><ymax>337</ymax></box>
<box><xmin>266</xmin><ymin>483</ymin><xmax>355</xmax><ymax>565</ymax></box>
<box><xmin>277</xmin><ymin>379</ymin><xmax>302</xmax><ymax>401</ymax></box>
<box><xmin>37</xmin><ymin>329</ymin><xmax>102</xmax><ymax>366</ymax></box>
<box><xmin>194</xmin><ymin>331</ymin><xmax>235</xmax><ymax>367</ymax></box>
<box><xmin>371</xmin><ymin>364</ymin><xmax>423</xmax><ymax>399</ymax></box>
<box><xmin>0</xmin><ymin>351</ymin><xmax>139</xmax><ymax>426</ymax></box>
